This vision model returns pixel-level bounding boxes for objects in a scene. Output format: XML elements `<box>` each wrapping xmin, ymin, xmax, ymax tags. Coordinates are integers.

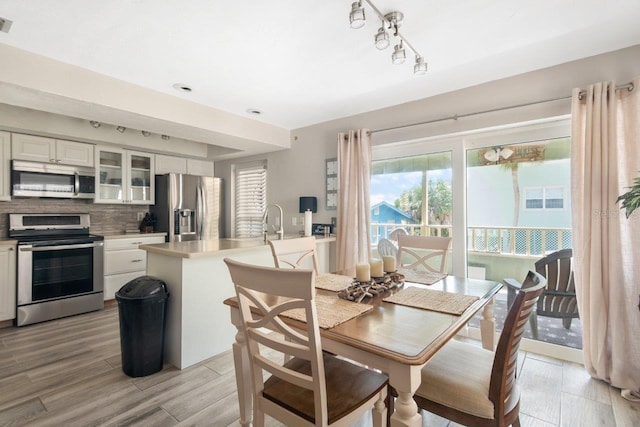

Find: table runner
<box><xmin>397</xmin><ymin>268</ymin><xmax>446</xmax><ymax>285</ymax></box>
<box><xmin>280</xmin><ymin>294</ymin><xmax>373</xmax><ymax>329</ymax></box>
<box><xmin>383</xmin><ymin>286</ymin><xmax>479</xmax><ymax>316</ymax></box>
<box><xmin>315</xmin><ymin>273</ymin><xmax>354</xmax><ymax>292</ymax></box>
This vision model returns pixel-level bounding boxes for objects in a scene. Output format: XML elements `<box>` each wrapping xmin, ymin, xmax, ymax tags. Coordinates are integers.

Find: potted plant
<box><xmin>617</xmin><ymin>173</ymin><xmax>640</xmax><ymax>218</ymax></box>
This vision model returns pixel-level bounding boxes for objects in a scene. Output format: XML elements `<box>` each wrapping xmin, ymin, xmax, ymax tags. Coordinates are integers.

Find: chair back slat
<box><xmin>396</xmin><ymin>234</ymin><xmax>452</xmax><ymax>274</ymax></box>
<box><xmin>225</xmin><ymin>258</ymin><xmax>329</xmax><ymax>425</ymax></box>
<box><xmin>269</xmin><ymin>236</ymin><xmax>320</xmax><ymax>274</ymax></box>
<box><xmin>490</xmin><ymin>270</ymin><xmax>546</xmax><ymax>419</ymax></box>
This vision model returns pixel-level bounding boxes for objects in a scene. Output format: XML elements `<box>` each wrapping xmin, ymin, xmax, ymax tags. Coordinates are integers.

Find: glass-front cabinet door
<box><xmin>95</xmin><ymin>147</ymin><xmax>154</xmax><ymax>205</ymax></box>
<box><xmin>127</xmin><ymin>150</ymin><xmax>154</xmax><ymax>204</ymax></box>
<box><xmin>96</xmin><ymin>147</ymin><xmax>125</xmax><ymax>203</ymax></box>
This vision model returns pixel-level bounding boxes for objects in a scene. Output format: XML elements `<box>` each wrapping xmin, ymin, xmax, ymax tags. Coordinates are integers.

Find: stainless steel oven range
<box><xmin>9</xmin><ymin>213</ymin><xmax>104</xmax><ymax>326</ymax></box>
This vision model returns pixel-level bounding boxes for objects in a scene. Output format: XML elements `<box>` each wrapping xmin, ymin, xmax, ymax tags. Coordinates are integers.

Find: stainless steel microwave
<box><xmin>11</xmin><ymin>160</ymin><xmax>95</xmax><ymax>199</ymax></box>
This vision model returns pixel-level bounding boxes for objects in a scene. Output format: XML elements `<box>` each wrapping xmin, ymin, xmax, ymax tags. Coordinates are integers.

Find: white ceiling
<box><xmin>1</xmin><ymin>1</ymin><xmax>640</xmax><ymax>143</ymax></box>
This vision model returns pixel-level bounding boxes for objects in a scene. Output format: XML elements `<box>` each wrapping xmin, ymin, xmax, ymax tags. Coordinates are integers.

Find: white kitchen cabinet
<box><xmin>155</xmin><ymin>154</ymin><xmax>187</xmax><ymax>175</ymax></box>
<box><xmin>103</xmin><ymin>235</ymin><xmax>166</xmax><ymax>300</ymax></box>
<box><xmin>95</xmin><ymin>147</ymin><xmax>155</xmax><ymax>205</ymax></box>
<box><xmin>187</xmin><ymin>158</ymin><xmax>214</xmax><ymax>176</ymax></box>
<box><xmin>0</xmin><ymin>243</ymin><xmax>17</xmax><ymax>321</ymax></box>
<box><xmin>12</xmin><ymin>133</ymin><xmax>94</xmax><ymax>167</ymax></box>
<box><xmin>0</xmin><ymin>131</ymin><xmax>10</xmax><ymax>201</ymax></box>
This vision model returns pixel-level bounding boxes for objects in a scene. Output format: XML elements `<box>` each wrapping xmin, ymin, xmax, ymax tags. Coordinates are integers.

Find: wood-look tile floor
<box><xmin>0</xmin><ymin>306</ymin><xmax>638</xmax><ymax>427</ymax></box>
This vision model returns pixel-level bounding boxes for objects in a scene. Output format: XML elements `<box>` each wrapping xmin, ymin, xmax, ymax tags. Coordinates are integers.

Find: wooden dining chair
<box><xmin>504</xmin><ymin>249</ymin><xmax>578</xmax><ymax>339</ymax></box>
<box><xmin>268</xmin><ymin>236</ymin><xmax>320</xmax><ymax>273</ymax></box>
<box><xmin>224</xmin><ymin>258</ymin><xmax>388</xmax><ymax>427</ymax></box>
<box><xmin>391</xmin><ymin>270</ymin><xmax>546</xmax><ymax>427</ymax></box>
<box><xmin>396</xmin><ymin>234</ymin><xmax>452</xmax><ymax>274</ymax></box>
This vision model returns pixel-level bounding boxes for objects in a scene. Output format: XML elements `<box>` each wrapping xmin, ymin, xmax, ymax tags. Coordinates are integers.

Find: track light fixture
<box><xmin>392</xmin><ymin>41</ymin><xmax>406</xmax><ymax>64</ymax></box>
<box><xmin>349</xmin><ymin>0</ymin><xmax>427</xmax><ymax>75</ymax></box>
<box><xmin>349</xmin><ymin>2</ymin><xmax>366</xmax><ymax>29</ymax></box>
<box><xmin>414</xmin><ymin>56</ymin><xmax>427</xmax><ymax>75</ymax></box>
<box><xmin>161</xmin><ymin>135</ymin><xmax>170</xmax><ymax>140</ymax></box>
<box><xmin>116</xmin><ymin>126</ymin><xmax>126</xmax><ymax>133</ymax></box>
<box><xmin>374</xmin><ymin>22</ymin><xmax>389</xmax><ymax>50</ymax></box>
<box><xmin>141</xmin><ymin>130</ymin><xmax>151</xmax><ymax>137</ymax></box>
<box><xmin>89</xmin><ymin>120</ymin><xmax>101</xmax><ymax>128</ymax></box>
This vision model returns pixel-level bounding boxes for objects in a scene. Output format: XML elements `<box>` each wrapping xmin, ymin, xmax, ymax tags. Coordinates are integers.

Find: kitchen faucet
<box><xmin>262</xmin><ymin>204</ymin><xmax>284</xmax><ymax>242</ymax></box>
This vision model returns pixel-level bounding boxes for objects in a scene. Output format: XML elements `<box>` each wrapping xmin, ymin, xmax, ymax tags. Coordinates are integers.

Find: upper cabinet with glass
<box><xmin>95</xmin><ymin>147</ymin><xmax>154</xmax><ymax>205</ymax></box>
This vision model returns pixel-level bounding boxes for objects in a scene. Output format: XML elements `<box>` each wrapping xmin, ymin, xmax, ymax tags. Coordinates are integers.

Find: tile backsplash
<box><xmin>0</xmin><ymin>199</ymin><xmax>147</xmax><ymax>238</ymax></box>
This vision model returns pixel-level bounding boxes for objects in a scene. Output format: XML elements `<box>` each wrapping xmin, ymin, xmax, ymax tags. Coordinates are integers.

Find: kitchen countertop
<box><xmin>0</xmin><ymin>239</ymin><xmax>17</xmax><ymax>247</ymax></box>
<box><xmin>140</xmin><ymin>235</ymin><xmax>336</xmax><ymax>259</ymax></box>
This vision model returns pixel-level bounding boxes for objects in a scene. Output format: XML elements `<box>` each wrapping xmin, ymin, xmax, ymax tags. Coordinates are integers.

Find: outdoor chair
<box><xmin>224</xmin><ymin>258</ymin><xmax>388</xmax><ymax>426</ymax></box>
<box><xmin>504</xmin><ymin>249</ymin><xmax>578</xmax><ymax>340</ymax></box>
<box><xmin>388</xmin><ymin>228</ymin><xmax>408</xmax><ymax>243</ymax></box>
<box><xmin>376</xmin><ymin>238</ymin><xmax>397</xmax><ymax>259</ymax></box>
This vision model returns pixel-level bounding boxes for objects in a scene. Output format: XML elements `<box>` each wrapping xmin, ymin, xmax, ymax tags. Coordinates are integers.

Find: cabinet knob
<box><xmin>132</xmin><ymin>259</ymin><xmax>143</xmax><ymax>263</ymax></box>
<box><xmin>49</xmin><ymin>158</ymin><xmax>56</xmax><ymax>162</ymax></box>
<box><xmin>8</xmin><ymin>247</ymin><xmax>13</xmax><ymax>251</ymax></box>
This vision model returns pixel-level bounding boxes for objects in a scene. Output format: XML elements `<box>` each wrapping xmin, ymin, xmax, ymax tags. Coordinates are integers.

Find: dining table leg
<box><xmin>480</xmin><ymin>296</ymin><xmax>496</xmax><ymax>350</ymax></box>
<box><xmin>389</xmin><ymin>364</ymin><xmax>422</xmax><ymax>427</ymax></box>
<box><xmin>231</xmin><ymin>317</ymin><xmax>252</xmax><ymax>426</ymax></box>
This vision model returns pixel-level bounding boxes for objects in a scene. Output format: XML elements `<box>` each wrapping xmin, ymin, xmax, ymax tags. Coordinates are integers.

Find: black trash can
<box><xmin>116</xmin><ymin>276</ymin><xmax>169</xmax><ymax>377</ymax></box>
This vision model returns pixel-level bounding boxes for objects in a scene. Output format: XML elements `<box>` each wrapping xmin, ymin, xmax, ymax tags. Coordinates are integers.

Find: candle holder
<box><xmin>338</xmin><ymin>271</ymin><xmax>405</xmax><ymax>303</ymax></box>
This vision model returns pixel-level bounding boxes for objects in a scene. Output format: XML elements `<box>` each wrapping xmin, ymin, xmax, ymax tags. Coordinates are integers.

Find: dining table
<box><xmin>224</xmin><ymin>274</ymin><xmax>502</xmax><ymax>427</ymax></box>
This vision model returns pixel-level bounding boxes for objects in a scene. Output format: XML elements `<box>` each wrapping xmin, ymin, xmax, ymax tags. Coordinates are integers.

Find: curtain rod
<box><xmin>370</xmin><ymin>81</ymin><xmax>635</xmax><ymax>135</ymax></box>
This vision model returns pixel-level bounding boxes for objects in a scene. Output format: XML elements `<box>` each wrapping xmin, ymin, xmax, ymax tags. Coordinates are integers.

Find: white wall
<box><xmin>214</xmin><ymin>45</ymin><xmax>640</xmax><ymax>238</ymax></box>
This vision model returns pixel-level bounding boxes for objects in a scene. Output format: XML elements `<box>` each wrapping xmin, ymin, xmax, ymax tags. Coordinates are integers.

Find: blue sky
<box><xmin>370</xmin><ymin>169</ymin><xmax>452</xmax><ymax>206</ymax></box>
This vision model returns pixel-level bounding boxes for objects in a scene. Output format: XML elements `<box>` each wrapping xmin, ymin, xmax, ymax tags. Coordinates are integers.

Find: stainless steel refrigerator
<box><xmin>151</xmin><ymin>174</ymin><xmax>223</xmax><ymax>242</ymax></box>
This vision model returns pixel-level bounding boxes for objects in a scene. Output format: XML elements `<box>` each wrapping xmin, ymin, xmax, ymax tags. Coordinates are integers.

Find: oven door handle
<box><xmin>19</xmin><ymin>242</ymin><xmax>104</xmax><ymax>252</ymax></box>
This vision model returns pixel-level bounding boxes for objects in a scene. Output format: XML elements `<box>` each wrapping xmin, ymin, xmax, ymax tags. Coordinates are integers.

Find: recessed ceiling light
<box><xmin>173</xmin><ymin>83</ymin><xmax>193</xmax><ymax>93</ymax></box>
<box><xmin>246</xmin><ymin>108</ymin><xmax>262</xmax><ymax>115</ymax></box>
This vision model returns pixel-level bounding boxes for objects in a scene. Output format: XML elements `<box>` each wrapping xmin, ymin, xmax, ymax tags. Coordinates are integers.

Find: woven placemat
<box><xmin>280</xmin><ymin>294</ymin><xmax>373</xmax><ymax>329</ymax></box>
<box><xmin>315</xmin><ymin>273</ymin><xmax>354</xmax><ymax>292</ymax></box>
<box><xmin>383</xmin><ymin>287</ymin><xmax>479</xmax><ymax>316</ymax></box>
<box><xmin>398</xmin><ymin>268</ymin><xmax>447</xmax><ymax>285</ymax></box>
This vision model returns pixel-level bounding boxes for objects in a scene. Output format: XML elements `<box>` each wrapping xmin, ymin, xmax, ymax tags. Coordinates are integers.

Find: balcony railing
<box><xmin>371</xmin><ymin>222</ymin><xmax>572</xmax><ymax>257</ymax></box>
<box><xmin>468</xmin><ymin>226</ymin><xmax>572</xmax><ymax>257</ymax></box>
<box><xmin>371</xmin><ymin>223</ymin><xmax>451</xmax><ymax>244</ymax></box>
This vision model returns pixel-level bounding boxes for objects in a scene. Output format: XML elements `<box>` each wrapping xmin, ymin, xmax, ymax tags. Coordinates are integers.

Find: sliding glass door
<box><xmin>465</xmin><ymin>132</ymin><xmax>581</xmax><ymax>353</ymax></box>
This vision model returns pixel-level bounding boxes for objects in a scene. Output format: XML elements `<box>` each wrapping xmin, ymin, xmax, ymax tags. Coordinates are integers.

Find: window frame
<box><xmin>523</xmin><ymin>185</ymin><xmax>566</xmax><ymax>211</ymax></box>
<box><xmin>232</xmin><ymin>160</ymin><xmax>267</xmax><ymax>238</ymax></box>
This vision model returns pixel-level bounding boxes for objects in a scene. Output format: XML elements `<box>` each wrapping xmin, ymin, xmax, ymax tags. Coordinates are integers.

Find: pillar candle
<box><xmin>355</xmin><ymin>263</ymin><xmax>371</xmax><ymax>282</ymax></box>
<box><xmin>383</xmin><ymin>256</ymin><xmax>396</xmax><ymax>273</ymax></box>
<box><xmin>370</xmin><ymin>259</ymin><xmax>384</xmax><ymax>277</ymax></box>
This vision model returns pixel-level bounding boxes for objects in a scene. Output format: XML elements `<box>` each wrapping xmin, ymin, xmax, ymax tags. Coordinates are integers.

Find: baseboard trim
<box><xmin>0</xmin><ymin>319</ymin><xmax>14</xmax><ymax>329</ymax></box>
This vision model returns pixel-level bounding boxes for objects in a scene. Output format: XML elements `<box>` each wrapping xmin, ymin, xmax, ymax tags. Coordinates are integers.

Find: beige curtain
<box><xmin>571</xmin><ymin>77</ymin><xmax>640</xmax><ymax>391</ymax></box>
<box><xmin>336</xmin><ymin>129</ymin><xmax>371</xmax><ymax>276</ymax></box>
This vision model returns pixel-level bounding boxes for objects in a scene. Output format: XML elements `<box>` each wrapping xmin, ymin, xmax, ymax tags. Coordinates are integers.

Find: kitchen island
<box><xmin>140</xmin><ymin>236</ymin><xmax>336</xmax><ymax>369</ymax></box>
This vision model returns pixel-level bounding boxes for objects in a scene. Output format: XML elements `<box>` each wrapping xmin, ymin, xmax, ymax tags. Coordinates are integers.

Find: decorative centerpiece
<box><xmin>338</xmin><ymin>258</ymin><xmax>405</xmax><ymax>303</ymax></box>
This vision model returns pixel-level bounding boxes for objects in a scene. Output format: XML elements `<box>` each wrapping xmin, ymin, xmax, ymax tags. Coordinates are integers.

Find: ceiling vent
<box><xmin>0</xmin><ymin>17</ymin><xmax>13</xmax><ymax>33</ymax></box>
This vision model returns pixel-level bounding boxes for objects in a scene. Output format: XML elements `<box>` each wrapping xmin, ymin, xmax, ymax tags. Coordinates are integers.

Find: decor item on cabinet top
<box><xmin>299</xmin><ymin>196</ymin><xmax>317</xmax><ymax>237</ymax></box>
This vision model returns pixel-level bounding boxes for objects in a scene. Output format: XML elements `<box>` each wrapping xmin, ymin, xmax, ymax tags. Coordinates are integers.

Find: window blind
<box><xmin>234</xmin><ymin>161</ymin><xmax>267</xmax><ymax>238</ymax></box>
